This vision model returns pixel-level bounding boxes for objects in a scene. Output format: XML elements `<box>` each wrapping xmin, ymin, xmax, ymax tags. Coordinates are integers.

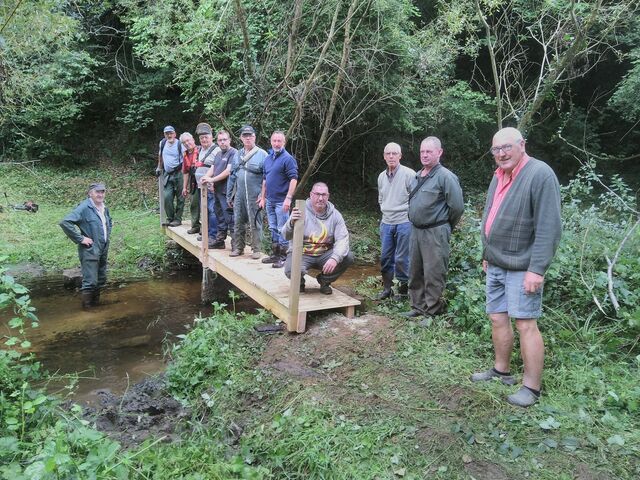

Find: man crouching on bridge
<box><xmin>281</xmin><ymin>182</ymin><xmax>354</xmax><ymax>295</ymax></box>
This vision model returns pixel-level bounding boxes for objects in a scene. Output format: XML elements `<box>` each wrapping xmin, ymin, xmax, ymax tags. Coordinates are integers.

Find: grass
<box><xmin>0</xmin><ymin>164</ymin><xmax>168</xmax><ymax>278</ymax></box>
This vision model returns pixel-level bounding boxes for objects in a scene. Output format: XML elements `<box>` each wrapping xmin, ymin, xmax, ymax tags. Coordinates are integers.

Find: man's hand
<box><xmin>257</xmin><ymin>194</ymin><xmax>265</xmax><ymax>209</ymax></box>
<box><xmin>289</xmin><ymin>207</ymin><xmax>301</xmax><ymax>224</ymax></box>
<box><xmin>182</xmin><ymin>188</ymin><xmax>188</xmax><ymax>197</ymax></box>
<box><xmin>283</xmin><ymin>197</ymin><xmax>292</xmax><ymax>213</ymax></box>
<box><xmin>482</xmin><ymin>260</ymin><xmax>488</xmax><ymax>273</ymax></box>
<box><xmin>155</xmin><ymin>167</ymin><xmax>162</xmax><ymax>177</ymax></box>
<box><xmin>322</xmin><ymin>258</ymin><xmax>338</xmax><ymax>275</ymax></box>
<box><xmin>81</xmin><ymin>236</ymin><xmax>93</xmax><ymax>247</ymax></box>
<box><xmin>523</xmin><ymin>271</ymin><xmax>544</xmax><ymax>294</ymax></box>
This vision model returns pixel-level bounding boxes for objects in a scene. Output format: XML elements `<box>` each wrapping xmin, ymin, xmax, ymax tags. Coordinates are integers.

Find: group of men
<box><xmin>61</xmin><ymin>125</ymin><xmax>561</xmax><ymax>407</ymax></box>
<box><xmin>376</xmin><ymin>127</ymin><xmax>561</xmax><ymax>407</ymax></box>
<box><xmin>157</xmin><ymin>123</ymin><xmax>353</xmax><ymax>294</ymax></box>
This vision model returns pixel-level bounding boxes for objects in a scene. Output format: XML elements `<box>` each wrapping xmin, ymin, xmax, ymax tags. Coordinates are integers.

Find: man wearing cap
<box><xmin>156</xmin><ymin>126</ymin><xmax>184</xmax><ymax>227</ymax></box>
<box><xmin>260</xmin><ymin>130</ymin><xmax>298</xmax><ymax>268</ymax></box>
<box><xmin>180</xmin><ymin>132</ymin><xmax>201</xmax><ymax>234</ymax></box>
<box><xmin>201</xmin><ymin>129</ymin><xmax>237</xmax><ymax>248</ymax></box>
<box><xmin>60</xmin><ymin>183</ymin><xmax>112</xmax><ymax>308</ymax></box>
<box><xmin>226</xmin><ymin>125</ymin><xmax>267</xmax><ymax>259</ymax></box>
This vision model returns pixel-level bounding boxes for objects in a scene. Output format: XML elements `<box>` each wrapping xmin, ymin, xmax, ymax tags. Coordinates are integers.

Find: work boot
<box><xmin>262</xmin><ymin>243</ymin><xmax>279</xmax><ymax>264</ymax></box>
<box><xmin>187</xmin><ymin>226</ymin><xmax>200</xmax><ymax>234</ymax></box>
<box><xmin>168</xmin><ymin>220</ymin><xmax>181</xmax><ymax>227</ymax></box>
<box><xmin>272</xmin><ymin>245</ymin><xmax>286</xmax><ymax>269</ymax></box>
<box><xmin>397</xmin><ymin>282</ymin><xmax>408</xmax><ymax>297</ymax></box>
<box><xmin>316</xmin><ymin>274</ymin><xmax>333</xmax><ymax>295</ymax></box>
<box><xmin>229</xmin><ymin>250</ymin><xmax>242</xmax><ymax>257</ymax></box>
<box><xmin>210</xmin><ymin>240</ymin><xmax>226</xmax><ymax>249</ymax></box>
<box><xmin>81</xmin><ymin>290</ymin><xmax>94</xmax><ymax>309</ymax></box>
<box><xmin>376</xmin><ymin>271</ymin><xmax>394</xmax><ymax>300</ymax></box>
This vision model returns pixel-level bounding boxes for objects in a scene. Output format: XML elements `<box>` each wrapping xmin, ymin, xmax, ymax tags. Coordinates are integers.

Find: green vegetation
<box><xmin>0</xmin><ymin>165</ymin><xmax>166</xmax><ymax>278</ymax></box>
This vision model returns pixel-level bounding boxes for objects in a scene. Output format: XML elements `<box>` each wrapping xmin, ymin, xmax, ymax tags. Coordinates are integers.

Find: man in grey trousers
<box><xmin>471</xmin><ymin>127</ymin><xmax>561</xmax><ymax>408</ymax></box>
<box><xmin>402</xmin><ymin>136</ymin><xmax>464</xmax><ymax>318</ymax></box>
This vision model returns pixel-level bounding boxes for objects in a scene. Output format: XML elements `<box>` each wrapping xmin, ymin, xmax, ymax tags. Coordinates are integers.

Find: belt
<box><xmin>414</xmin><ymin>219</ymin><xmax>449</xmax><ymax>230</ymax></box>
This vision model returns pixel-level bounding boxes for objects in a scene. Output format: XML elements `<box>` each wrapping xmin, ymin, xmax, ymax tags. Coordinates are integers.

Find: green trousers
<box><xmin>163</xmin><ymin>171</ymin><xmax>184</xmax><ymax>222</ymax></box>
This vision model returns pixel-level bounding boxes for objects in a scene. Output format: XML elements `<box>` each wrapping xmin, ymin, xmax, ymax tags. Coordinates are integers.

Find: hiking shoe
<box><xmin>229</xmin><ymin>250</ymin><xmax>242</xmax><ymax>257</ymax></box>
<box><xmin>319</xmin><ymin>283</ymin><xmax>332</xmax><ymax>295</ymax></box>
<box><xmin>210</xmin><ymin>240</ymin><xmax>226</xmax><ymax>249</ymax></box>
<box><xmin>197</xmin><ymin>234</ymin><xmax>203</xmax><ymax>241</ymax></box>
<box><xmin>187</xmin><ymin>226</ymin><xmax>200</xmax><ymax>234</ymax></box>
<box><xmin>251</xmin><ymin>251</ymin><xmax>262</xmax><ymax>260</ymax></box>
<box><xmin>470</xmin><ymin>368</ymin><xmax>516</xmax><ymax>386</ymax></box>
<box><xmin>168</xmin><ymin>220</ymin><xmax>181</xmax><ymax>227</ymax></box>
<box><xmin>507</xmin><ymin>386</ymin><xmax>539</xmax><ymax>407</ymax></box>
<box><xmin>400</xmin><ymin>309</ymin><xmax>422</xmax><ymax>318</ymax></box>
<box><xmin>161</xmin><ymin>221</ymin><xmax>170</xmax><ymax>227</ymax></box>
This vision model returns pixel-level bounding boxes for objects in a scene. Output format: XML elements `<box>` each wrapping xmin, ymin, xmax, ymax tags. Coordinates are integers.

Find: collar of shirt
<box><xmin>495</xmin><ymin>153</ymin><xmax>530</xmax><ymax>189</ymax></box>
<box><xmin>386</xmin><ymin>164</ymin><xmax>399</xmax><ymax>179</ymax></box>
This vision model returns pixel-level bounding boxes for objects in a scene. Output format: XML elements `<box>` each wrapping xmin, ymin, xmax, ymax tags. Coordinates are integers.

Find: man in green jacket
<box><xmin>60</xmin><ymin>183</ymin><xmax>112</xmax><ymax>308</ymax></box>
<box><xmin>471</xmin><ymin>127</ymin><xmax>562</xmax><ymax>407</ymax></box>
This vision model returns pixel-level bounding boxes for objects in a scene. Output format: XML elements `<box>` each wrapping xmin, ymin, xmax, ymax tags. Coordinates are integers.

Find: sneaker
<box><xmin>507</xmin><ymin>386</ymin><xmax>539</xmax><ymax>407</ymax></box>
<box><xmin>168</xmin><ymin>220</ymin><xmax>181</xmax><ymax>227</ymax></box>
<box><xmin>187</xmin><ymin>227</ymin><xmax>200</xmax><ymax>234</ymax></box>
<box><xmin>251</xmin><ymin>251</ymin><xmax>262</xmax><ymax>260</ymax></box>
<box><xmin>470</xmin><ymin>368</ymin><xmax>516</xmax><ymax>386</ymax></box>
<box><xmin>229</xmin><ymin>250</ymin><xmax>242</xmax><ymax>257</ymax></box>
<box><xmin>400</xmin><ymin>309</ymin><xmax>422</xmax><ymax>318</ymax></box>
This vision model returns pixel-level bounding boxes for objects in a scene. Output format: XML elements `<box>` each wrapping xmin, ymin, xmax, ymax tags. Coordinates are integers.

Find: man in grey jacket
<box><xmin>60</xmin><ymin>183</ymin><xmax>112</xmax><ymax>308</ymax></box>
<box><xmin>403</xmin><ymin>137</ymin><xmax>464</xmax><ymax>318</ymax></box>
<box><xmin>282</xmin><ymin>182</ymin><xmax>354</xmax><ymax>294</ymax></box>
<box><xmin>471</xmin><ymin>127</ymin><xmax>562</xmax><ymax>408</ymax></box>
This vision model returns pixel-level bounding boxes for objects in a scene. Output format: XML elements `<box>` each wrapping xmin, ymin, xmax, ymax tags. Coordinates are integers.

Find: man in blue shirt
<box><xmin>155</xmin><ymin>125</ymin><xmax>184</xmax><ymax>226</ymax></box>
<box><xmin>261</xmin><ymin>131</ymin><xmax>298</xmax><ymax>268</ymax></box>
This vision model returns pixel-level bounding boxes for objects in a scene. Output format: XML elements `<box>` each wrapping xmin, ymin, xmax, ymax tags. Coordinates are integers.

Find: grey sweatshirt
<box><xmin>281</xmin><ymin>199</ymin><xmax>350</xmax><ymax>263</ymax></box>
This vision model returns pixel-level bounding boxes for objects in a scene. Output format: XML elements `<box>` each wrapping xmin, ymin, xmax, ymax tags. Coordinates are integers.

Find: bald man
<box><xmin>376</xmin><ymin>142</ymin><xmax>415</xmax><ymax>299</ymax></box>
<box><xmin>471</xmin><ymin>127</ymin><xmax>561</xmax><ymax>408</ymax></box>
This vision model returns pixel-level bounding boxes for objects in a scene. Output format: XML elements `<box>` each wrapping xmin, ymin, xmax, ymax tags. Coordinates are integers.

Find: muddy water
<box><xmin>2</xmin><ymin>265</ymin><xmax>378</xmax><ymax>405</ymax></box>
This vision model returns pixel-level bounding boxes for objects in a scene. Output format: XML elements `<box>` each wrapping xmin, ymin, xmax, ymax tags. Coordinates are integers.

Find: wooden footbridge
<box><xmin>160</xmin><ymin>183</ymin><xmax>360</xmax><ymax>333</ymax></box>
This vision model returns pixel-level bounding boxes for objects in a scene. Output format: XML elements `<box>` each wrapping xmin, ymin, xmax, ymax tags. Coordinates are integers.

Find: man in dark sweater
<box><xmin>471</xmin><ymin>127</ymin><xmax>562</xmax><ymax>408</ymax></box>
<box><xmin>402</xmin><ymin>137</ymin><xmax>464</xmax><ymax>318</ymax></box>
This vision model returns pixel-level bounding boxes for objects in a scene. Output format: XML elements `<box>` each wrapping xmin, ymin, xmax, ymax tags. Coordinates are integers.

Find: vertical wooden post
<box><xmin>200</xmin><ymin>185</ymin><xmax>209</xmax><ymax>263</ymax></box>
<box><xmin>287</xmin><ymin>199</ymin><xmax>306</xmax><ymax>333</ymax></box>
<box><xmin>158</xmin><ymin>175</ymin><xmax>166</xmax><ymax>226</ymax></box>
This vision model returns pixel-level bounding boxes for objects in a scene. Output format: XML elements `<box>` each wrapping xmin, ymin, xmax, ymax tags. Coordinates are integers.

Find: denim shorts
<box><xmin>485</xmin><ymin>264</ymin><xmax>542</xmax><ymax>319</ymax></box>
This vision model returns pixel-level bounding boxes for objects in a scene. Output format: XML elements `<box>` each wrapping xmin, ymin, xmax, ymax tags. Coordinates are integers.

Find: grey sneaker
<box><xmin>507</xmin><ymin>386</ymin><xmax>539</xmax><ymax>407</ymax></box>
<box><xmin>470</xmin><ymin>368</ymin><xmax>516</xmax><ymax>386</ymax></box>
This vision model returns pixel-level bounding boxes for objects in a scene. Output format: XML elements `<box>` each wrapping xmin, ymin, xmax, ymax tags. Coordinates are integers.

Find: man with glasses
<box><xmin>180</xmin><ymin>132</ymin><xmax>202</xmax><ymax>234</ymax></box>
<box><xmin>376</xmin><ymin>142</ymin><xmax>415</xmax><ymax>300</ymax></box>
<box><xmin>281</xmin><ymin>182</ymin><xmax>353</xmax><ymax>294</ymax></box>
<box><xmin>471</xmin><ymin>127</ymin><xmax>561</xmax><ymax>408</ymax></box>
<box><xmin>402</xmin><ymin>136</ymin><xmax>464</xmax><ymax>319</ymax></box>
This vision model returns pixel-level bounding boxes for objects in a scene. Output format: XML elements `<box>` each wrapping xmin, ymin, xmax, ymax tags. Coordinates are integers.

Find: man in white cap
<box><xmin>156</xmin><ymin>125</ymin><xmax>184</xmax><ymax>226</ymax></box>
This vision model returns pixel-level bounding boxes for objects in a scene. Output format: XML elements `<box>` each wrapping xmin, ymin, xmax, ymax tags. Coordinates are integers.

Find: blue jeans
<box><xmin>266</xmin><ymin>200</ymin><xmax>289</xmax><ymax>247</ymax></box>
<box><xmin>206</xmin><ymin>191</ymin><xmax>218</xmax><ymax>239</ymax></box>
<box><xmin>380</xmin><ymin>221</ymin><xmax>411</xmax><ymax>283</ymax></box>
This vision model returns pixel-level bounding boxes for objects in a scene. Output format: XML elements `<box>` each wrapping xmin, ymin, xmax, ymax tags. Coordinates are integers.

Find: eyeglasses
<box><xmin>490</xmin><ymin>144</ymin><xmax>515</xmax><ymax>155</ymax></box>
<box><xmin>384</xmin><ymin>152</ymin><xmax>401</xmax><ymax>156</ymax></box>
<box><xmin>311</xmin><ymin>192</ymin><xmax>328</xmax><ymax>198</ymax></box>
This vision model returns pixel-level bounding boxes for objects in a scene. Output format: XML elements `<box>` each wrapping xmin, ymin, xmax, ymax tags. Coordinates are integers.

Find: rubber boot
<box><xmin>92</xmin><ymin>289</ymin><xmax>101</xmax><ymax>306</ymax></box>
<box><xmin>262</xmin><ymin>243</ymin><xmax>279</xmax><ymax>264</ymax></box>
<box><xmin>272</xmin><ymin>245</ymin><xmax>286</xmax><ymax>269</ymax></box>
<box><xmin>81</xmin><ymin>290</ymin><xmax>94</xmax><ymax>309</ymax></box>
<box><xmin>376</xmin><ymin>271</ymin><xmax>394</xmax><ymax>300</ymax></box>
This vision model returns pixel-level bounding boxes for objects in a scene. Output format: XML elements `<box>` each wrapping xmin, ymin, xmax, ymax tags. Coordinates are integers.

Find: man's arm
<box><xmin>528</xmin><ymin>172</ymin><xmax>562</xmax><ymax>276</ymax></box>
<box><xmin>60</xmin><ymin>205</ymin><xmax>91</xmax><ymax>246</ymax></box>
<box><xmin>283</xmin><ymin>178</ymin><xmax>297</xmax><ymax>213</ymax></box>
<box><xmin>330</xmin><ymin>212</ymin><xmax>349</xmax><ymax>264</ymax></box>
<box><xmin>444</xmin><ymin>174</ymin><xmax>464</xmax><ymax>228</ymax></box>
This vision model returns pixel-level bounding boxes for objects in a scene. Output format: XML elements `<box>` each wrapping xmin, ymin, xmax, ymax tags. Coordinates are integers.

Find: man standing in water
<box><xmin>60</xmin><ymin>183</ymin><xmax>112</xmax><ymax>308</ymax></box>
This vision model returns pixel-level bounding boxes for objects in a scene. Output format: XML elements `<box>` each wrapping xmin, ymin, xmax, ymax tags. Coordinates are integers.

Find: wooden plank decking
<box><xmin>164</xmin><ymin>220</ymin><xmax>360</xmax><ymax>333</ymax></box>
